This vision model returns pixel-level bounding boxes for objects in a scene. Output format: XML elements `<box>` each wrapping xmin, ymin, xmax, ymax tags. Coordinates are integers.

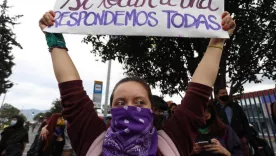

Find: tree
<box><xmin>18</xmin><ymin>113</ymin><xmax>27</xmax><ymax>122</ymax></box>
<box><xmin>33</xmin><ymin>112</ymin><xmax>45</xmax><ymax>121</ymax></box>
<box><xmin>49</xmin><ymin>99</ymin><xmax>63</xmax><ymax>114</ymax></box>
<box><xmin>0</xmin><ymin>0</ymin><xmax>23</xmax><ymax>95</ymax></box>
<box><xmin>83</xmin><ymin>0</ymin><xmax>276</xmax><ymax>96</ymax></box>
<box><xmin>0</xmin><ymin>103</ymin><xmax>20</xmax><ymax>123</ymax></box>
<box><xmin>32</xmin><ymin>99</ymin><xmax>62</xmax><ymax>121</ymax></box>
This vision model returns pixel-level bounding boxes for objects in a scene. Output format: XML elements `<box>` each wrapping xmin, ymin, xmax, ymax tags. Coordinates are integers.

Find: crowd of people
<box><xmin>0</xmin><ymin>10</ymin><xmax>275</xmax><ymax>156</ymax></box>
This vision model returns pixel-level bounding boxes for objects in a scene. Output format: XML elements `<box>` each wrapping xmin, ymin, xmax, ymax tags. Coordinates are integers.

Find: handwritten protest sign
<box><xmin>45</xmin><ymin>0</ymin><xmax>228</xmax><ymax>38</ymax></box>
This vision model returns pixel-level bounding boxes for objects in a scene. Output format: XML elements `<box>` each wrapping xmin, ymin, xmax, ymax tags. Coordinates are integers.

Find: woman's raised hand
<box><xmin>39</xmin><ymin>11</ymin><xmax>55</xmax><ymax>32</ymax></box>
<box><xmin>221</xmin><ymin>11</ymin><xmax>236</xmax><ymax>36</ymax></box>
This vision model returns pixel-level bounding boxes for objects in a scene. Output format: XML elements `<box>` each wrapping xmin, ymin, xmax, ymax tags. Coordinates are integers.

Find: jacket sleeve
<box><xmin>34</xmin><ymin>137</ymin><xmax>45</xmax><ymax>156</ymax></box>
<box><xmin>59</xmin><ymin>80</ymin><xmax>106</xmax><ymax>156</ymax></box>
<box><xmin>239</xmin><ymin>105</ymin><xmax>251</xmax><ymax>139</ymax></box>
<box><xmin>0</xmin><ymin>129</ymin><xmax>7</xmax><ymax>154</ymax></box>
<box><xmin>271</xmin><ymin>103</ymin><xmax>276</xmax><ymax>125</ymax></box>
<box><xmin>226</xmin><ymin>126</ymin><xmax>243</xmax><ymax>156</ymax></box>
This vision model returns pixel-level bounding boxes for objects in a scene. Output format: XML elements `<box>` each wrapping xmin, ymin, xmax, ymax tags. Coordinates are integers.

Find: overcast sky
<box><xmin>1</xmin><ymin>0</ymin><xmax>275</xmax><ymax>110</ymax></box>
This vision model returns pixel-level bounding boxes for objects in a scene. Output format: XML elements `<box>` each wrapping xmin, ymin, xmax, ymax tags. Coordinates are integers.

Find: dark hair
<box><xmin>109</xmin><ymin>77</ymin><xmax>153</xmax><ymax>106</ymax></box>
<box><xmin>207</xmin><ymin>104</ymin><xmax>226</xmax><ymax>137</ymax></box>
<box><xmin>11</xmin><ymin>115</ymin><xmax>25</xmax><ymax>128</ymax></box>
<box><xmin>214</xmin><ymin>87</ymin><xmax>226</xmax><ymax>95</ymax></box>
<box><xmin>44</xmin><ymin>113</ymin><xmax>62</xmax><ymax>151</ymax></box>
<box><xmin>152</xmin><ymin>95</ymin><xmax>168</xmax><ymax>111</ymax></box>
<box><xmin>169</xmin><ymin>103</ymin><xmax>177</xmax><ymax>109</ymax></box>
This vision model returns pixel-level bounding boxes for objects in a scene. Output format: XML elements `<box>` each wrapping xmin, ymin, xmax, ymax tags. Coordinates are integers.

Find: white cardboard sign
<box><xmin>45</xmin><ymin>0</ymin><xmax>228</xmax><ymax>38</ymax></box>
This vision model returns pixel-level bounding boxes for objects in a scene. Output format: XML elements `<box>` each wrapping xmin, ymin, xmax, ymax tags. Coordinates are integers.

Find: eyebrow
<box><xmin>134</xmin><ymin>96</ymin><xmax>147</xmax><ymax>100</ymax></box>
<box><xmin>113</xmin><ymin>96</ymin><xmax>147</xmax><ymax>102</ymax></box>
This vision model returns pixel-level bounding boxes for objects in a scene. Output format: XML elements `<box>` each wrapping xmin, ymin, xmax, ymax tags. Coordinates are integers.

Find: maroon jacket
<box><xmin>59</xmin><ymin>80</ymin><xmax>212</xmax><ymax>156</ymax></box>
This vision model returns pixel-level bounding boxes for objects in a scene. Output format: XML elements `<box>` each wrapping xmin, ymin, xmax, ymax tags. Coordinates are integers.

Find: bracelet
<box><xmin>208</xmin><ymin>45</ymin><xmax>223</xmax><ymax>51</ymax></box>
<box><xmin>45</xmin><ymin>33</ymin><xmax>68</xmax><ymax>52</ymax></box>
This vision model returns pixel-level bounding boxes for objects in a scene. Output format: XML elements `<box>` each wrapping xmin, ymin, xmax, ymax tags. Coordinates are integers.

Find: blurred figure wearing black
<box><xmin>25</xmin><ymin>121</ymin><xmax>30</xmax><ymax>132</ymax></box>
<box><xmin>168</xmin><ymin>103</ymin><xmax>177</xmax><ymax>119</ymax></box>
<box><xmin>249</xmin><ymin>124</ymin><xmax>274</xmax><ymax>156</ymax></box>
<box><xmin>106</xmin><ymin>117</ymin><xmax>112</xmax><ymax>128</ymax></box>
<box><xmin>152</xmin><ymin>95</ymin><xmax>168</xmax><ymax>130</ymax></box>
<box><xmin>27</xmin><ymin>117</ymin><xmax>48</xmax><ymax>156</ymax></box>
<box><xmin>214</xmin><ymin>88</ymin><xmax>251</xmax><ymax>156</ymax></box>
<box><xmin>37</xmin><ymin>114</ymin><xmax>65</xmax><ymax>156</ymax></box>
<box><xmin>271</xmin><ymin>102</ymin><xmax>276</xmax><ymax>125</ymax></box>
<box><xmin>0</xmin><ymin>115</ymin><xmax>29</xmax><ymax>156</ymax></box>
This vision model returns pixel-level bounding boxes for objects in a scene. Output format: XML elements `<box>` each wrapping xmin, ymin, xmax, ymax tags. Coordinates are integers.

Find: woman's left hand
<box><xmin>221</xmin><ymin>11</ymin><xmax>236</xmax><ymax>35</ymax></box>
<box><xmin>204</xmin><ymin>139</ymin><xmax>231</xmax><ymax>156</ymax></box>
<box><xmin>209</xmin><ymin>11</ymin><xmax>236</xmax><ymax>45</ymax></box>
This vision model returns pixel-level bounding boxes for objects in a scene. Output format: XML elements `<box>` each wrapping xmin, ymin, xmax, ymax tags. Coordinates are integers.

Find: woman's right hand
<box><xmin>39</xmin><ymin>11</ymin><xmax>55</xmax><ymax>32</ymax></box>
<box><xmin>193</xmin><ymin>143</ymin><xmax>203</xmax><ymax>154</ymax></box>
<box><xmin>40</xmin><ymin>125</ymin><xmax>49</xmax><ymax>140</ymax></box>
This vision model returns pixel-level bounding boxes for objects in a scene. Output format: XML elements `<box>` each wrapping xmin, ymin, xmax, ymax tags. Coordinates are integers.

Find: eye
<box><xmin>117</xmin><ymin>100</ymin><xmax>125</xmax><ymax>106</ymax></box>
<box><xmin>136</xmin><ymin>100</ymin><xmax>145</xmax><ymax>105</ymax></box>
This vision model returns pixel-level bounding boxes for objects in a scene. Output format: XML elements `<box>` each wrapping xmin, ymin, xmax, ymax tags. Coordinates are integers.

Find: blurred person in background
<box><xmin>0</xmin><ymin>115</ymin><xmax>29</xmax><ymax>156</ymax></box>
<box><xmin>105</xmin><ymin>117</ymin><xmax>112</xmax><ymax>129</ymax></box>
<box><xmin>36</xmin><ymin>113</ymin><xmax>66</xmax><ymax>156</ymax></box>
<box><xmin>168</xmin><ymin>103</ymin><xmax>177</xmax><ymax>119</ymax></box>
<box><xmin>192</xmin><ymin>104</ymin><xmax>242</xmax><ymax>156</ymax></box>
<box><xmin>215</xmin><ymin>87</ymin><xmax>251</xmax><ymax>156</ymax></box>
<box><xmin>152</xmin><ymin>95</ymin><xmax>168</xmax><ymax>130</ymax></box>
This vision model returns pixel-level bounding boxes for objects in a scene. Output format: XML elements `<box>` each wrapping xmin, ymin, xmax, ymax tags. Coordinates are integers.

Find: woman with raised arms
<box><xmin>39</xmin><ymin>10</ymin><xmax>235</xmax><ymax>156</ymax></box>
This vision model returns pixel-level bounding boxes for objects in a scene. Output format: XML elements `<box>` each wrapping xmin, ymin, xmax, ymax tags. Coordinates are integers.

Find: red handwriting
<box><xmin>60</xmin><ymin>0</ymin><xmax>93</xmax><ymax>11</ymax></box>
<box><xmin>60</xmin><ymin>0</ymin><xmax>219</xmax><ymax>12</ymax></box>
<box><xmin>97</xmin><ymin>0</ymin><xmax>218</xmax><ymax>11</ymax></box>
<box><xmin>160</xmin><ymin>0</ymin><xmax>177</xmax><ymax>7</ymax></box>
<box><xmin>179</xmin><ymin>0</ymin><xmax>218</xmax><ymax>11</ymax></box>
<box><xmin>97</xmin><ymin>0</ymin><xmax>157</xmax><ymax>9</ymax></box>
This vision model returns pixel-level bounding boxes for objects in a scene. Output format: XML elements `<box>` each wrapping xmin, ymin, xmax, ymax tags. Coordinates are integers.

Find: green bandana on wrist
<box><xmin>45</xmin><ymin>33</ymin><xmax>68</xmax><ymax>52</ymax></box>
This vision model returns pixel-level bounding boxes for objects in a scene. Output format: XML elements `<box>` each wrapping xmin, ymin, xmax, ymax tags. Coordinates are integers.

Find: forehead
<box><xmin>113</xmin><ymin>81</ymin><xmax>148</xmax><ymax>99</ymax></box>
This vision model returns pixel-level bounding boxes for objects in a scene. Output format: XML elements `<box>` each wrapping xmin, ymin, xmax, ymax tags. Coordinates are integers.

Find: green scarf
<box><xmin>199</xmin><ymin>126</ymin><xmax>211</xmax><ymax>134</ymax></box>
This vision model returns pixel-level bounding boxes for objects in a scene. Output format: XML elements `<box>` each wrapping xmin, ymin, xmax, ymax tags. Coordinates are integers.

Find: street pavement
<box><xmin>23</xmin><ymin>128</ymin><xmax>37</xmax><ymax>156</ymax></box>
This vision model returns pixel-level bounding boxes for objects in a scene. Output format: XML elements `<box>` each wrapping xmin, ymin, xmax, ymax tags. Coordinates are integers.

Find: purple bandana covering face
<box><xmin>102</xmin><ymin>106</ymin><xmax>158</xmax><ymax>156</ymax></box>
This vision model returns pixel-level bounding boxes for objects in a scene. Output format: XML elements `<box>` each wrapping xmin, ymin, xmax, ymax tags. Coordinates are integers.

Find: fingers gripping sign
<box><xmin>221</xmin><ymin>11</ymin><xmax>236</xmax><ymax>35</ymax></box>
<box><xmin>39</xmin><ymin>11</ymin><xmax>56</xmax><ymax>31</ymax></box>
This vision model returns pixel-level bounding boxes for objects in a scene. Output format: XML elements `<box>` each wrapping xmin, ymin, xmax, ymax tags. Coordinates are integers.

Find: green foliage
<box><xmin>33</xmin><ymin>99</ymin><xmax>63</xmax><ymax>121</ymax></box>
<box><xmin>49</xmin><ymin>98</ymin><xmax>62</xmax><ymax>114</ymax></box>
<box><xmin>0</xmin><ymin>0</ymin><xmax>23</xmax><ymax>94</ymax></box>
<box><xmin>83</xmin><ymin>0</ymin><xmax>276</xmax><ymax>96</ymax></box>
<box><xmin>0</xmin><ymin>103</ymin><xmax>20</xmax><ymax>120</ymax></box>
<box><xmin>33</xmin><ymin>112</ymin><xmax>45</xmax><ymax>121</ymax></box>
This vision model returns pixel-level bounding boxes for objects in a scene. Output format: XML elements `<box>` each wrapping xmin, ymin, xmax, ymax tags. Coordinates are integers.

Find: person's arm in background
<box><xmin>225</xmin><ymin>126</ymin><xmax>243</xmax><ymax>156</ymax></box>
<box><xmin>239</xmin><ymin>106</ymin><xmax>252</xmax><ymax>140</ymax></box>
<box><xmin>240</xmin><ymin>106</ymin><xmax>257</xmax><ymax>149</ymax></box>
<box><xmin>21</xmin><ymin>132</ymin><xmax>29</xmax><ymax>154</ymax></box>
<box><xmin>271</xmin><ymin>102</ymin><xmax>276</xmax><ymax>125</ymax></box>
<box><xmin>40</xmin><ymin>125</ymin><xmax>48</xmax><ymax>140</ymax></box>
<box><xmin>21</xmin><ymin>143</ymin><xmax>27</xmax><ymax>155</ymax></box>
